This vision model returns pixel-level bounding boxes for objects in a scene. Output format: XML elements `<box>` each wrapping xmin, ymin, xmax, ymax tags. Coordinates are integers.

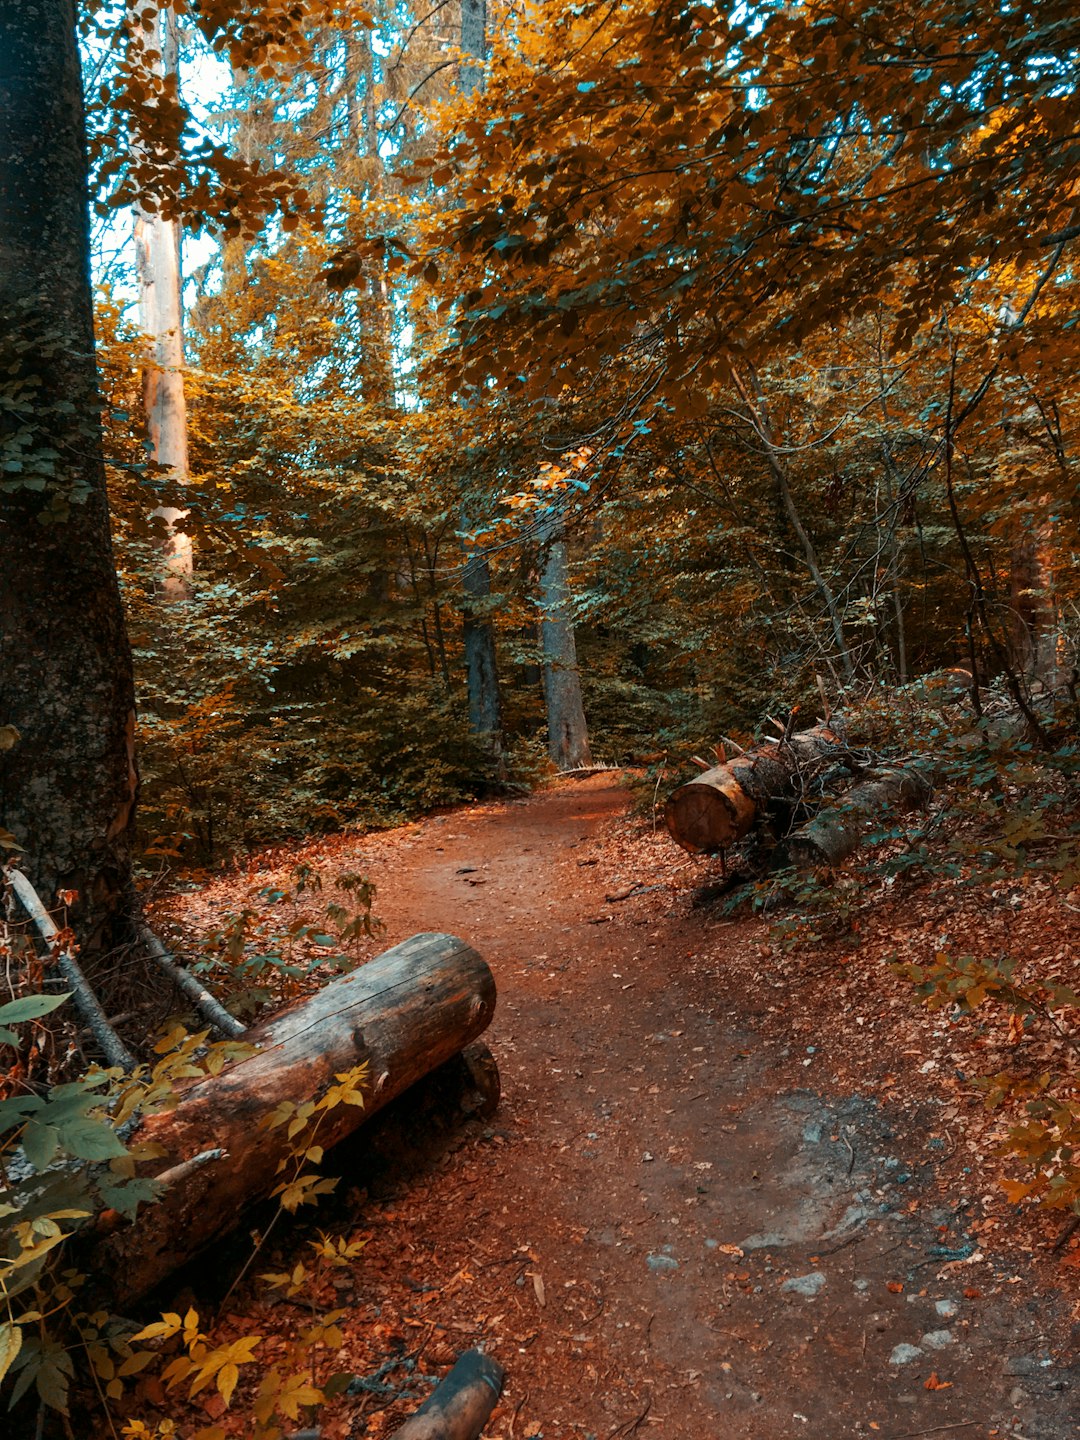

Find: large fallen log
<box><xmin>665</xmin><ymin>725</ymin><xmax>850</xmax><ymax>854</ymax></box>
<box><xmin>92</xmin><ymin>932</ymin><xmax>495</xmax><ymax>1306</ymax></box>
<box><xmin>785</xmin><ymin>766</ymin><xmax>933</xmax><ymax>868</ymax></box>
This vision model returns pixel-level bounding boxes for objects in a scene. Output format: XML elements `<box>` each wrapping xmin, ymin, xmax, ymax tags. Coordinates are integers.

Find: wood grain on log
<box><xmin>389</xmin><ymin>1349</ymin><xmax>505</xmax><ymax>1440</ymax></box>
<box><xmin>664</xmin><ymin>726</ymin><xmax>849</xmax><ymax>854</ymax></box>
<box><xmin>95</xmin><ymin>933</ymin><xmax>495</xmax><ymax>1305</ymax></box>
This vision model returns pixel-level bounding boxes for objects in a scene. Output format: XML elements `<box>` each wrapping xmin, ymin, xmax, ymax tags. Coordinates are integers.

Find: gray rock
<box><xmin>646</xmin><ymin>1253</ymin><xmax>679</xmax><ymax>1273</ymax></box>
<box><xmin>935</xmin><ymin>1299</ymin><xmax>959</xmax><ymax>1319</ymax></box>
<box><xmin>921</xmin><ymin>1330</ymin><xmax>954</xmax><ymax>1350</ymax></box>
<box><xmin>889</xmin><ymin>1344</ymin><xmax>925</xmax><ymax>1366</ymax></box>
<box><xmin>782</xmin><ymin>1272</ymin><xmax>826</xmax><ymax>1297</ymax></box>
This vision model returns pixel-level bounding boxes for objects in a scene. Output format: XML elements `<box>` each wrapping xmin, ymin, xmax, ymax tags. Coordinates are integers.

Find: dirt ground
<box><xmin>164</xmin><ymin>776</ymin><xmax>1080</xmax><ymax>1440</ymax></box>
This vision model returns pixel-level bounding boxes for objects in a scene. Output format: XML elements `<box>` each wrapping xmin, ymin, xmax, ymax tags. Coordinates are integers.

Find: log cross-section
<box><xmin>664</xmin><ymin>725</ymin><xmax>849</xmax><ymax>854</ymax></box>
<box><xmin>94</xmin><ymin>932</ymin><xmax>496</xmax><ymax>1305</ymax></box>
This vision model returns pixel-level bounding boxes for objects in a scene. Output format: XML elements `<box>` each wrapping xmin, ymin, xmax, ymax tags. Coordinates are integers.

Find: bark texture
<box><xmin>665</xmin><ymin>726</ymin><xmax>848</xmax><ymax>854</ymax></box>
<box><xmin>462</xmin><ymin>542</ymin><xmax>504</xmax><ymax>771</ymax></box>
<box><xmin>93</xmin><ymin>932</ymin><xmax>496</xmax><ymax>1305</ymax></box>
<box><xmin>133</xmin><ymin>3</ymin><xmax>192</xmax><ymax>600</ymax></box>
<box><xmin>785</xmin><ymin>766</ymin><xmax>932</xmax><ymax>868</ymax></box>
<box><xmin>539</xmin><ymin>514</ymin><xmax>592</xmax><ymax>770</ymax></box>
<box><xmin>456</xmin><ymin>0</ymin><xmax>505</xmax><ymax>776</ymax></box>
<box><xmin>0</xmin><ymin>0</ymin><xmax>138</xmax><ymax>966</ymax></box>
<box><xmin>389</xmin><ymin>1349</ymin><xmax>504</xmax><ymax>1440</ymax></box>
<box><xmin>1009</xmin><ymin>521</ymin><xmax>1058</xmax><ymax>686</ymax></box>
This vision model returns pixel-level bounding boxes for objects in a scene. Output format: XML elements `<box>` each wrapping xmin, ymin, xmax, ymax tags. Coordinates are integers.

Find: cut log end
<box><xmin>665</xmin><ymin>725</ymin><xmax>847</xmax><ymax>854</ymax></box>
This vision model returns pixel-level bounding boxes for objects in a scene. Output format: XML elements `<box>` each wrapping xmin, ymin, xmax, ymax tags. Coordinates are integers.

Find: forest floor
<box><xmin>161</xmin><ymin>775</ymin><xmax>1080</xmax><ymax>1440</ymax></box>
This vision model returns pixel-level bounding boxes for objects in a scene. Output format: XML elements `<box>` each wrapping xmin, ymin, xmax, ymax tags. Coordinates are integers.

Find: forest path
<box><xmin>206</xmin><ymin>777</ymin><xmax>1075</xmax><ymax>1439</ymax></box>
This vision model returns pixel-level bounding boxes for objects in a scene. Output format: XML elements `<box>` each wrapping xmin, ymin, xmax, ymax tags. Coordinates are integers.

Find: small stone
<box><xmin>854</xmin><ymin>1279</ymin><xmax>870</xmax><ymax>1292</ymax></box>
<box><xmin>921</xmin><ymin>1330</ymin><xmax>954</xmax><ymax>1350</ymax></box>
<box><xmin>642</xmin><ymin>1152</ymin><xmax>654</xmax><ymax>1162</ymax></box>
<box><xmin>646</xmin><ymin>1253</ymin><xmax>679</xmax><ymax>1273</ymax></box>
<box><xmin>1004</xmin><ymin>1357</ymin><xmax>1042</xmax><ymax>1377</ymax></box>
<box><xmin>889</xmin><ymin>1344</ymin><xmax>924</xmax><ymax>1366</ymax></box>
<box><xmin>782</xmin><ymin>1273</ymin><xmax>826</xmax><ymax>1297</ymax></box>
<box><xmin>935</xmin><ymin>1299</ymin><xmax>959</xmax><ymax>1319</ymax></box>
<box><xmin>1009</xmin><ymin>1386</ymin><xmax>1027</xmax><ymax>1406</ymax></box>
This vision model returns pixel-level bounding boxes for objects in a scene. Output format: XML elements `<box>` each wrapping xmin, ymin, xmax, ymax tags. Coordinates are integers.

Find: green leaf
<box><xmin>57</xmin><ymin>1117</ymin><xmax>128</xmax><ymax>1162</ymax></box>
<box><xmin>21</xmin><ymin>1120</ymin><xmax>61</xmax><ymax>1170</ymax></box>
<box><xmin>0</xmin><ymin>992</ymin><xmax>70</xmax><ymax>1028</ymax></box>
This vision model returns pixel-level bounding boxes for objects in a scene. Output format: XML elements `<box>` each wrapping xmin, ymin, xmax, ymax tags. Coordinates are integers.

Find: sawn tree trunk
<box><xmin>785</xmin><ymin>766</ymin><xmax>932</xmax><ymax>868</ymax></box>
<box><xmin>665</xmin><ymin>726</ymin><xmax>848</xmax><ymax>854</ymax></box>
<box><xmin>92</xmin><ymin>932</ymin><xmax>496</xmax><ymax>1305</ymax></box>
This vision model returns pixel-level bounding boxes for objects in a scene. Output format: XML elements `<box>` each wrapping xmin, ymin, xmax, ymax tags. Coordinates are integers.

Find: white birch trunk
<box><xmin>132</xmin><ymin>2</ymin><xmax>191</xmax><ymax>601</ymax></box>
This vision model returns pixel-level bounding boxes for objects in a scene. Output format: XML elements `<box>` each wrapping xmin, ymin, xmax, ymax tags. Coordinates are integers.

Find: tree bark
<box><xmin>1009</xmin><ymin>521</ymin><xmax>1058</xmax><ymax>687</ymax></box>
<box><xmin>457</xmin><ymin>0</ymin><xmax>504</xmax><ymax>776</ymax></box>
<box><xmin>389</xmin><ymin>1349</ymin><xmax>504</xmax><ymax>1440</ymax></box>
<box><xmin>665</xmin><ymin>726</ymin><xmax>849</xmax><ymax>854</ymax></box>
<box><xmin>92</xmin><ymin>932</ymin><xmax>496</xmax><ymax>1305</ymax></box>
<box><xmin>0</xmin><ymin>0</ymin><xmax>139</xmax><ymax>967</ymax></box>
<box><xmin>539</xmin><ymin>513</ymin><xmax>592</xmax><ymax>770</ymax></box>
<box><xmin>785</xmin><ymin>766</ymin><xmax>932</xmax><ymax>868</ymax></box>
<box><xmin>132</xmin><ymin>2</ymin><xmax>192</xmax><ymax>601</ymax></box>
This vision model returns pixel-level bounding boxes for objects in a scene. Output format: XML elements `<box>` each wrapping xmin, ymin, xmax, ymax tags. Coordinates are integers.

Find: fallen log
<box><xmin>389</xmin><ymin>1349</ymin><xmax>505</xmax><ymax>1440</ymax></box>
<box><xmin>785</xmin><ymin>766</ymin><xmax>933</xmax><ymax>868</ymax></box>
<box><xmin>92</xmin><ymin>932</ymin><xmax>496</xmax><ymax>1306</ymax></box>
<box><xmin>664</xmin><ymin>725</ymin><xmax>850</xmax><ymax>854</ymax></box>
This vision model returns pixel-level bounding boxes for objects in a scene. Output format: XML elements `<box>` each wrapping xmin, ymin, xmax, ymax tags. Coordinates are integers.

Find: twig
<box><xmin>607</xmin><ymin>1395</ymin><xmax>652</xmax><ymax>1439</ymax></box>
<box><xmin>153</xmin><ymin>1147</ymin><xmax>226</xmax><ymax>1191</ymax></box>
<box><xmin>138</xmin><ymin>922</ymin><xmax>246</xmax><ymax>1038</ymax></box>
<box><xmin>886</xmin><ymin>1423</ymin><xmax>983</xmax><ymax>1440</ymax></box>
<box><xmin>651</xmin><ymin>757</ymin><xmax>668</xmax><ymax>832</ymax></box>
<box><xmin>6</xmin><ymin>866</ymin><xmax>135</xmax><ymax>1071</ymax></box>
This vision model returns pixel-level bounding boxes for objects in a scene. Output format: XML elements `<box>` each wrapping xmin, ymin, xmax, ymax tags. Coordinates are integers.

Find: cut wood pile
<box><xmin>664</xmin><ymin>722</ymin><xmax>932</xmax><ymax>870</ymax></box>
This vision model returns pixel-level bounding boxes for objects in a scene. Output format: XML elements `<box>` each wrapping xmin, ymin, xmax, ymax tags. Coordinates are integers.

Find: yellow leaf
<box><xmin>0</xmin><ymin>1323</ymin><xmax>23</xmax><ymax>1388</ymax></box>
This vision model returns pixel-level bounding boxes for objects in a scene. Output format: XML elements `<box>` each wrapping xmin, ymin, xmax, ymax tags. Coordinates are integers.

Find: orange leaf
<box><xmin>925</xmin><ymin>1373</ymin><xmax>952</xmax><ymax>1391</ymax></box>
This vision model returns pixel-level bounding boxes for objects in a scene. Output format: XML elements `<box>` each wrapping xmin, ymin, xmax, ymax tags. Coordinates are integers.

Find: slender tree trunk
<box><xmin>457</xmin><ymin>0</ymin><xmax>504</xmax><ymax>772</ymax></box>
<box><xmin>132</xmin><ymin>2</ymin><xmax>192</xmax><ymax>600</ymax></box>
<box><xmin>0</xmin><ymin>0</ymin><xmax>139</xmax><ymax>965</ymax></box>
<box><xmin>538</xmin><ymin>512</ymin><xmax>592</xmax><ymax>770</ymax></box>
<box><xmin>351</xmin><ymin>30</ymin><xmax>395</xmax><ymax>408</ymax></box>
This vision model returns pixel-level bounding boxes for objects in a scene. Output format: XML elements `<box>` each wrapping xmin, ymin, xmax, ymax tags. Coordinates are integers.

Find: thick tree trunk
<box><xmin>92</xmin><ymin>932</ymin><xmax>496</xmax><ymax>1305</ymax></box>
<box><xmin>539</xmin><ymin>514</ymin><xmax>592</xmax><ymax>770</ymax></box>
<box><xmin>132</xmin><ymin>2</ymin><xmax>192</xmax><ymax>601</ymax></box>
<box><xmin>0</xmin><ymin>0</ymin><xmax>138</xmax><ymax>966</ymax></box>
<box><xmin>665</xmin><ymin>726</ymin><xmax>848</xmax><ymax>854</ymax></box>
<box><xmin>785</xmin><ymin>766</ymin><xmax>932</xmax><ymax>868</ymax></box>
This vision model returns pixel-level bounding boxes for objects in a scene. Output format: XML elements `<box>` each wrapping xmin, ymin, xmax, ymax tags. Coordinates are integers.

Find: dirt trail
<box><xmin>204</xmin><ymin>778</ymin><xmax>1078</xmax><ymax>1438</ymax></box>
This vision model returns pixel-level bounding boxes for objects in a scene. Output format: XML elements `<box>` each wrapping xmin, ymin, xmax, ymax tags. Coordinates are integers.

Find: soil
<box><xmin>159</xmin><ymin>776</ymin><xmax>1080</xmax><ymax>1440</ymax></box>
